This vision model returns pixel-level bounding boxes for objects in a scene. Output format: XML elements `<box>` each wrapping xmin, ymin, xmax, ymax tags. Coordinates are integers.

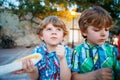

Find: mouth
<box><xmin>51</xmin><ymin>37</ymin><xmax>57</xmax><ymax>40</ymax></box>
<box><xmin>99</xmin><ymin>39</ymin><xmax>105</xmax><ymax>42</ymax></box>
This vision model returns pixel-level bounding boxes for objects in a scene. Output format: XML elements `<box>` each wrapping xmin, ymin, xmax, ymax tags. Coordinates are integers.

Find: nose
<box><xmin>52</xmin><ymin>32</ymin><xmax>57</xmax><ymax>35</ymax></box>
<box><xmin>100</xmin><ymin>29</ymin><xmax>106</xmax><ymax>36</ymax></box>
<box><xmin>51</xmin><ymin>29</ymin><xmax>57</xmax><ymax>35</ymax></box>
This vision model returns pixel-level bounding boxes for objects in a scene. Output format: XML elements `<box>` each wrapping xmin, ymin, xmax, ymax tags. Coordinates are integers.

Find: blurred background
<box><xmin>0</xmin><ymin>0</ymin><xmax>120</xmax><ymax>48</ymax></box>
<box><xmin>0</xmin><ymin>0</ymin><xmax>120</xmax><ymax>80</ymax></box>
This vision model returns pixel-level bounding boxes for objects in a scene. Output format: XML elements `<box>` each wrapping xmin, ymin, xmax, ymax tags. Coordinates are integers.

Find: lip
<box><xmin>51</xmin><ymin>37</ymin><xmax>57</xmax><ymax>39</ymax></box>
<box><xmin>99</xmin><ymin>39</ymin><xmax>105</xmax><ymax>42</ymax></box>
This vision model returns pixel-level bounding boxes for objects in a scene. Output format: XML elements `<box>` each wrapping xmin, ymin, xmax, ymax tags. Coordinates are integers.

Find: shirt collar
<box><xmin>84</xmin><ymin>41</ymin><xmax>105</xmax><ymax>50</ymax></box>
<box><xmin>41</xmin><ymin>43</ymin><xmax>56</xmax><ymax>58</ymax></box>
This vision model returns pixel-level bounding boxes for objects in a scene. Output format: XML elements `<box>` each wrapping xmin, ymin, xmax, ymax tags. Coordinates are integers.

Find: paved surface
<box><xmin>0</xmin><ymin>47</ymin><xmax>34</xmax><ymax>80</ymax></box>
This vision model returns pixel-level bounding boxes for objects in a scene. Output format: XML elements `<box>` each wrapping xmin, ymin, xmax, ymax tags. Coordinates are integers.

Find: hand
<box><xmin>95</xmin><ymin>68</ymin><xmax>112</xmax><ymax>80</ymax></box>
<box><xmin>56</xmin><ymin>43</ymin><xmax>65</xmax><ymax>60</ymax></box>
<box><xmin>13</xmin><ymin>59</ymin><xmax>38</xmax><ymax>74</ymax></box>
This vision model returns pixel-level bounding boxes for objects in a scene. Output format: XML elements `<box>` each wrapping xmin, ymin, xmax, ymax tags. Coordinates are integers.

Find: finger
<box><xmin>104</xmin><ymin>75</ymin><xmax>112</xmax><ymax>80</ymax></box>
<box><xmin>102</xmin><ymin>68</ymin><xmax>112</xmax><ymax>72</ymax></box>
<box><xmin>56</xmin><ymin>45</ymin><xmax>65</xmax><ymax>53</ymax></box>
<box><xmin>56</xmin><ymin>45</ymin><xmax>62</xmax><ymax>52</ymax></box>
<box><xmin>59</xmin><ymin>42</ymin><xmax>65</xmax><ymax>46</ymax></box>
<box><xmin>13</xmin><ymin>69</ymin><xmax>24</xmax><ymax>74</ymax></box>
<box><xmin>102</xmin><ymin>71</ymin><xmax>112</xmax><ymax>80</ymax></box>
<box><xmin>22</xmin><ymin>60</ymin><xmax>26</xmax><ymax>69</ymax></box>
<box><xmin>28</xmin><ymin>59</ymin><xmax>33</xmax><ymax>66</ymax></box>
<box><xmin>27</xmin><ymin>59</ymin><xmax>35</xmax><ymax>72</ymax></box>
<box><xmin>22</xmin><ymin>59</ymin><xmax>28</xmax><ymax>70</ymax></box>
<box><xmin>105</xmin><ymin>70</ymin><xmax>112</xmax><ymax>76</ymax></box>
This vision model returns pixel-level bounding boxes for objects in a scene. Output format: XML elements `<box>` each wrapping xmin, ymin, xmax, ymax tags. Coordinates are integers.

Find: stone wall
<box><xmin>0</xmin><ymin>11</ymin><xmax>41</xmax><ymax>47</ymax></box>
<box><xmin>0</xmin><ymin>10</ymin><xmax>84</xmax><ymax>48</ymax></box>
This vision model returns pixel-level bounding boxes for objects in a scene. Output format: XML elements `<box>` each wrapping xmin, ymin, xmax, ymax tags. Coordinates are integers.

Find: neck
<box><xmin>86</xmin><ymin>40</ymin><xmax>97</xmax><ymax>46</ymax></box>
<box><xmin>46</xmin><ymin>45</ymin><xmax>57</xmax><ymax>53</ymax></box>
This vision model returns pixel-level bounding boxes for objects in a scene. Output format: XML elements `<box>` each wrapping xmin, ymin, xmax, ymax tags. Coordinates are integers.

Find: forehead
<box><xmin>88</xmin><ymin>26</ymin><xmax>110</xmax><ymax>29</ymax></box>
<box><xmin>45</xmin><ymin>23</ymin><xmax>62</xmax><ymax>29</ymax></box>
<box><xmin>46</xmin><ymin>23</ymin><xmax>54</xmax><ymax>27</ymax></box>
<box><xmin>87</xmin><ymin>26</ymin><xmax>97</xmax><ymax>29</ymax></box>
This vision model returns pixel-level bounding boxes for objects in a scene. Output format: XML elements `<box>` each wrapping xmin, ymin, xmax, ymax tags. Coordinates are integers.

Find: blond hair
<box><xmin>37</xmin><ymin>16</ymin><xmax>69</xmax><ymax>38</ymax></box>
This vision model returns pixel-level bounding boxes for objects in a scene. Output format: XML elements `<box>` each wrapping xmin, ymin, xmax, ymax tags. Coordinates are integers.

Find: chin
<box><xmin>51</xmin><ymin>43</ymin><xmax>59</xmax><ymax>46</ymax></box>
<box><xmin>97</xmin><ymin>42</ymin><xmax>104</xmax><ymax>45</ymax></box>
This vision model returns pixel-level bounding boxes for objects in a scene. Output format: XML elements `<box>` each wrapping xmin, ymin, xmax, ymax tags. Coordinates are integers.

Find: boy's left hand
<box><xmin>56</xmin><ymin>43</ymin><xmax>65</xmax><ymax>60</ymax></box>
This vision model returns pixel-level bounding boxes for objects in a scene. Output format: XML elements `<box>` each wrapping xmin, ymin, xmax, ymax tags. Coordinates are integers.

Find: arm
<box><xmin>71</xmin><ymin>68</ymin><xmax>112</xmax><ymax>80</ymax></box>
<box><xmin>56</xmin><ymin>45</ymin><xmax>71</xmax><ymax>80</ymax></box>
<box><xmin>13</xmin><ymin>59</ymin><xmax>39</xmax><ymax>80</ymax></box>
<box><xmin>118</xmin><ymin>35</ymin><xmax>120</xmax><ymax>53</ymax></box>
<box><xmin>71</xmin><ymin>71</ymin><xmax>97</xmax><ymax>80</ymax></box>
<box><xmin>28</xmin><ymin>67</ymin><xmax>39</xmax><ymax>80</ymax></box>
<box><xmin>60</xmin><ymin>56</ymin><xmax>71</xmax><ymax>80</ymax></box>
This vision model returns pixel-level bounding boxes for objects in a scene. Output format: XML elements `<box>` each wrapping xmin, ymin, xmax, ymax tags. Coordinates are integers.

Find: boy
<box><xmin>15</xmin><ymin>16</ymin><xmax>72</xmax><ymax>80</ymax></box>
<box><xmin>71</xmin><ymin>6</ymin><xmax>120</xmax><ymax>80</ymax></box>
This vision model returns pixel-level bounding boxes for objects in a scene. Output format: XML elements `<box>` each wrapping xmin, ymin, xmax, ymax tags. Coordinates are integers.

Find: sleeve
<box><xmin>112</xmin><ymin>47</ymin><xmax>120</xmax><ymax>80</ymax></box>
<box><xmin>71</xmin><ymin>49</ymin><xmax>80</xmax><ymax>72</ymax></box>
<box><xmin>31</xmin><ymin>46</ymin><xmax>40</xmax><ymax>54</ymax></box>
<box><xmin>65</xmin><ymin>46</ymin><xmax>72</xmax><ymax>69</ymax></box>
<box><xmin>31</xmin><ymin>46</ymin><xmax>45</xmax><ymax>69</ymax></box>
<box><xmin>113</xmin><ymin>47</ymin><xmax>120</xmax><ymax>70</ymax></box>
<box><xmin>118</xmin><ymin>36</ymin><xmax>120</xmax><ymax>53</ymax></box>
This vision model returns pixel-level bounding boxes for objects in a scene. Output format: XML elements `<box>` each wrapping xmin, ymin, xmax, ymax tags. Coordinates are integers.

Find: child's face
<box><xmin>84</xmin><ymin>26</ymin><xmax>109</xmax><ymax>45</ymax></box>
<box><xmin>40</xmin><ymin>23</ymin><xmax>64</xmax><ymax>46</ymax></box>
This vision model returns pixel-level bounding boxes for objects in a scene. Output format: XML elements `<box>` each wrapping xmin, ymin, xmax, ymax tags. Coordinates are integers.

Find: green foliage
<box><xmin>0</xmin><ymin>0</ymin><xmax>120</xmax><ymax>34</ymax></box>
<box><xmin>73</xmin><ymin>0</ymin><xmax>120</xmax><ymax>34</ymax></box>
<box><xmin>12</xmin><ymin>0</ymin><xmax>73</xmax><ymax>18</ymax></box>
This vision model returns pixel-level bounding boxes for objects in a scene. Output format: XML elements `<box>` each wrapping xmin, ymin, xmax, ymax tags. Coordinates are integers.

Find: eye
<box><xmin>46</xmin><ymin>28</ymin><xmax>51</xmax><ymax>31</ymax></box>
<box><xmin>93</xmin><ymin>29</ymin><xmax>100</xmax><ymax>32</ymax></box>
<box><xmin>105</xmin><ymin>28</ymin><xmax>109</xmax><ymax>31</ymax></box>
<box><xmin>92</xmin><ymin>27</ymin><xmax>100</xmax><ymax>32</ymax></box>
<box><xmin>57</xmin><ymin>28</ymin><xmax>62</xmax><ymax>31</ymax></box>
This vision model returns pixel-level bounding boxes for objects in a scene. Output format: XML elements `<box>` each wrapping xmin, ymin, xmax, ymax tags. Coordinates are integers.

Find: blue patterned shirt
<box><xmin>32</xmin><ymin>43</ymin><xmax>72</xmax><ymax>80</ymax></box>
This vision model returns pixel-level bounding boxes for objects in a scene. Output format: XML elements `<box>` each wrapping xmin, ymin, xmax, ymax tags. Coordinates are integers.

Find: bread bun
<box><xmin>0</xmin><ymin>53</ymin><xmax>42</xmax><ymax>76</ymax></box>
<box><xmin>14</xmin><ymin>53</ymin><xmax>42</xmax><ymax>62</ymax></box>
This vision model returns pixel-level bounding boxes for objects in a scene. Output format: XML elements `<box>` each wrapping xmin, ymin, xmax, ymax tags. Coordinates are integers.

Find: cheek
<box><xmin>58</xmin><ymin>33</ymin><xmax>64</xmax><ymax>40</ymax></box>
<box><xmin>58</xmin><ymin>31</ymin><xmax>63</xmax><ymax>36</ymax></box>
<box><xmin>87</xmin><ymin>34</ymin><xmax>96</xmax><ymax>40</ymax></box>
<box><xmin>41</xmin><ymin>33</ymin><xmax>49</xmax><ymax>40</ymax></box>
<box><xmin>87</xmin><ymin>31</ymin><xmax>96</xmax><ymax>36</ymax></box>
<box><xmin>87</xmin><ymin>32</ymin><xmax>99</xmax><ymax>39</ymax></box>
<box><xmin>106</xmin><ymin>32</ymin><xmax>109</xmax><ymax>36</ymax></box>
<box><xmin>60</xmin><ymin>34</ymin><xmax>64</xmax><ymax>38</ymax></box>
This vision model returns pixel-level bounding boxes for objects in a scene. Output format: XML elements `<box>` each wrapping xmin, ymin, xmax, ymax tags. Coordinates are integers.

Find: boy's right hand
<box><xmin>95</xmin><ymin>68</ymin><xmax>112</xmax><ymax>80</ymax></box>
<box><xmin>13</xmin><ymin>59</ymin><xmax>38</xmax><ymax>74</ymax></box>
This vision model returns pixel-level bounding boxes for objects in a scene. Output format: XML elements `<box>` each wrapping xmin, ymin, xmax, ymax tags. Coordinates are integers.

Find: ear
<box><xmin>81</xmin><ymin>30</ymin><xmax>87</xmax><ymax>38</ymax></box>
<box><xmin>38</xmin><ymin>34</ymin><xmax>44</xmax><ymax>41</ymax></box>
<box><xmin>82</xmin><ymin>32</ymin><xmax>87</xmax><ymax>37</ymax></box>
<box><xmin>63</xmin><ymin>35</ymin><xmax>67</xmax><ymax>41</ymax></box>
<box><xmin>62</xmin><ymin>38</ymin><xmax>65</xmax><ymax>42</ymax></box>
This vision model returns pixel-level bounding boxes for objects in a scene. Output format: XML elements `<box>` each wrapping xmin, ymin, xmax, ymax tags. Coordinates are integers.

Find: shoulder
<box><xmin>64</xmin><ymin>45</ymin><xmax>73</xmax><ymax>53</ymax></box>
<box><xmin>32</xmin><ymin>44</ymin><xmax>45</xmax><ymax>55</ymax></box>
<box><xmin>33</xmin><ymin>45</ymin><xmax>42</xmax><ymax>52</ymax></box>
<box><xmin>64</xmin><ymin>45</ymin><xmax>72</xmax><ymax>50</ymax></box>
<box><xmin>103</xmin><ymin>43</ymin><xmax>118</xmax><ymax>55</ymax></box>
<box><xmin>103</xmin><ymin>43</ymin><xmax>117</xmax><ymax>49</ymax></box>
<box><xmin>74</xmin><ymin>42</ymin><xmax>85</xmax><ymax>52</ymax></box>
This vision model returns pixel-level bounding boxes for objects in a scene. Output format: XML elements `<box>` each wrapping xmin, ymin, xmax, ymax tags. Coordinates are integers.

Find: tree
<box><xmin>0</xmin><ymin>0</ymin><xmax>74</xmax><ymax>24</ymax></box>
<box><xmin>0</xmin><ymin>0</ymin><xmax>120</xmax><ymax>34</ymax></box>
<box><xmin>73</xmin><ymin>0</ymin><xmax>120</xmax><ymax>34</ymax></box>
